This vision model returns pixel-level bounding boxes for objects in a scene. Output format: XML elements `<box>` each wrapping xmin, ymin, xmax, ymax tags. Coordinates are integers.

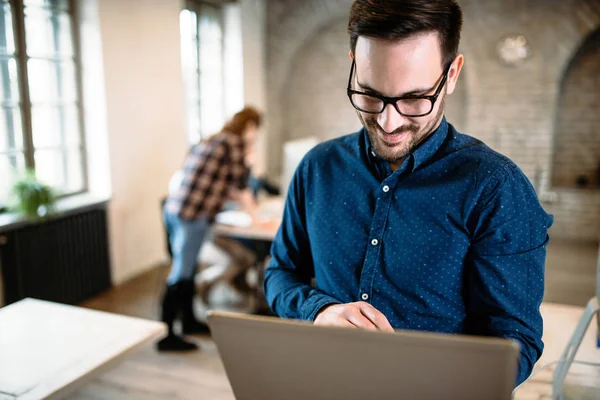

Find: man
<box><xmin>264</xmin><ymin>0</ymin><xmax>553</xmax><ymax>386</ymax></box>
<box><xmin>157</xmin><ymin>107</ymin><xmax>260</xmax><ymax>352</ymax></box>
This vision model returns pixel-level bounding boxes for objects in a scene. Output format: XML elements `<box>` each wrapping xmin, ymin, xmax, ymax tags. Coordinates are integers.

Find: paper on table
<box><xmin>215</xmin><ymin>210</ymin><xmax>253</xmax><ymax>227</ymax></box>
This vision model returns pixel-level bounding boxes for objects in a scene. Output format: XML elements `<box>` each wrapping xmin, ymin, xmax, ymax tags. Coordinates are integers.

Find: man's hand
<box><xmin>314</xmin><ymin>302</ymin><xmax>394</xmax><ymax>332</ymax></box>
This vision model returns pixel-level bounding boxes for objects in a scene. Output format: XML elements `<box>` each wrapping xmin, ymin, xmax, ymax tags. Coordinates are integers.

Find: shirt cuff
<box><xmin>300</xmin><ymin>292</ymin><xmax>342</xmax><ymax>322</ymax></box>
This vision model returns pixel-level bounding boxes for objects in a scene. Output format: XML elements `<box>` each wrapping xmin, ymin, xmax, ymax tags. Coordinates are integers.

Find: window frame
<box><xmin>0</xmin><ymin>0</ymin><xmax>88</xmax><ymax>210</ymax></box>
<box><xmin>181</xmin><ymin>0</ymin><xmax>227</xmax><ymax>143</ymax></box>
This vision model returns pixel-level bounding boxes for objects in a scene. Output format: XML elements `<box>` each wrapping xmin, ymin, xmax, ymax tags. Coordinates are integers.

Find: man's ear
<box><xmin>349</xmin><ymin>51</ymin><xmax>354</xmax><ymax>61</ymax></box>
<box><xmin>446</xmin><ymin>54</ymin><xmax>464</xmax><ymax>96</ymax></box>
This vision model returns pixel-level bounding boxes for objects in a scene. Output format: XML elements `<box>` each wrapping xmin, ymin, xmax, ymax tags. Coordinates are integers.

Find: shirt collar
<box><xmin>362</xmin><ymin>117</ymin><xmax>449</xmax><ymax>172</ymax></box>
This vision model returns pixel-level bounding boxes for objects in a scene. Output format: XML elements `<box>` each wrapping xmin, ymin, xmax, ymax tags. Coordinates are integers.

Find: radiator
<box><xmin>0</xmin><ymin>203</ymin><xmax>112</xmax><ymax>305</ymax></box>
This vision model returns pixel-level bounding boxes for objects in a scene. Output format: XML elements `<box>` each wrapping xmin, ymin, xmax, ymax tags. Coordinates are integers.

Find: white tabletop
<box><xmin>0</xmin><ymin>298</ymin><xmax>166</xmax><ymax>400</ymax></box>
<box><xmin>213</xmin><ymin>196</ymin><xmax>283</xmax><ymax>242</ymax></box>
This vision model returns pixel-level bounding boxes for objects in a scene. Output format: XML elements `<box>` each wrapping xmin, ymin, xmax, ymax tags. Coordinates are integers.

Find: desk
<box><xmin>209</xmin><ymin>197</ymin><xmax>283</xmax><ymax>312</ymax></box>
<box><xmin>0</xmin><ymin>298</ymin><xmax>166</xmax><ymax>400</ymax></box>
<box><xmin>212</xmin><ymin>196</ymin><xmax>283</xmax><ymax>241</ymax></box>
<box><xmin>212</xmin><ymin>220</ymin><xmax>280</xmax><ymax>242</ymax></box>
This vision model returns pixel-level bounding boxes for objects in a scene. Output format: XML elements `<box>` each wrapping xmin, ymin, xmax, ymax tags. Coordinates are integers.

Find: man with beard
<box><xmin>264</xmin><ymin>0</ymin><xmax>553</xmax><ymax>386</ymax></box>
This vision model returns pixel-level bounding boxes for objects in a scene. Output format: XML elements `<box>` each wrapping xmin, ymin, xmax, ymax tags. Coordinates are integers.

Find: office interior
<box><xmin>0</xmin><ymin>0</ymin><xmax>599</xmax><ymax>399</ymax></box>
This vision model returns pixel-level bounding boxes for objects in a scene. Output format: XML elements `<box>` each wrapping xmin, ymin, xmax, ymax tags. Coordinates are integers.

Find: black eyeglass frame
<box><xmin>346</xmin><ymin>59</ymin><xmax>453</xmax><ymax>117</ymax></box>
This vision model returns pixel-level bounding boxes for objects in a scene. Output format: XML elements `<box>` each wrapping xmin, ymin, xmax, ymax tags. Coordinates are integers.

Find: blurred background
<box><xmin>3</xmin><ymin>0</ymin><xmax>597</xmax><ymax>304</ymax></box>
<box><xmin>0</xmin><ymin>0</ymin><xmax>599</xmax><ymax>398</ymax></box>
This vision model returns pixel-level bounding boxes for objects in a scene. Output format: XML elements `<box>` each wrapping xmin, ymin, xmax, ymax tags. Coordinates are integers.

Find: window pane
<box><xmin>0</xmin><ymin>106</ymin><xmax>23</xmax><ymax>151</ymax></box>
<box><xmin>180</xmin><ymin>9</ymin><xmax>200</xmax><ymax>144</ymax></box>
<box><xmin>186</xmin><ymin>101</ymin><xmax>201</xmax><ymax>144</ymax></box>
<box><xmin>34</xmin><ymin>147</ymin><xmax>83</xmax><ymax>194</ymax></box>
<box><xmin>180</xmin><ymin>5</ymin><xmax>225</xmax><ymax>142</ymax></box>
<box><xmin>28</xmin><ymin>59</ymin><xmax>77</xmax><ymax>103</ymax></box>
<box><xmin>0</xmin><ymin>3</ymin><xmax>16</xmax><ymax>55</ymax></box>
<box><xmin>0</xmin><ymin>152</ymin><xmax>25</xmax><ymax>205</ymax></box>
<box><xmin>179</xmin><ymin>9</ymin><xmax>198</xmax><ymax>58</ymax></box>
<box><xmin>0</xmin><ymin>57</ymin><xmax>19</xmax><ymax>102</ymax></box>
<box><xmin>31</xmin><ymin>104</ymin><xmax>80</xmax><ymax>148</ymax></box>
<box><xmin>24</xmin><ymin>7</ymin><xmax>73</xmax><ymax>57</ymax></box>
<box><xmin>23</xmin><ymin>0</ymin><xmax>69</xmax><ymax>10</ymax></box>
<box><xmin>64</xmin><ymin>147</ymin><xmax>83</xmax><ymax>192</ymax></box>
<box><xmin>198</xmin><ymin>5</ymin><xmax>224</xmax><ymax>137</ymax></box>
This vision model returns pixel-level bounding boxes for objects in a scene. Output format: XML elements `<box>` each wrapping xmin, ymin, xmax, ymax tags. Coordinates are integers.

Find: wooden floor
<box><xmin>71</xmin><ymin>265</ymin><xmax>237</xmax><ymax>400</ymax></box>
<box><xmin>64</xmin><ymin>239</ymin><xmax>600</xmax><ymax>399</ymax></box>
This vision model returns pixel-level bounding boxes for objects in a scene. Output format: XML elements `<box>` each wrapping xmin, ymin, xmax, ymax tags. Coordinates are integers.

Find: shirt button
<box><xmin>361</xmin><ymin>293</ymin><xmax>369</xmax><ymax>301</ymax></box>
<box><xmin>382</xmin><ymin>185</ymin><xmax>390</xmax><ymax>193</ymax></box>
<box><xmin>371</xmin><ymin>239</ymin><xmax>379</xmax><ymax>246</ymax></box>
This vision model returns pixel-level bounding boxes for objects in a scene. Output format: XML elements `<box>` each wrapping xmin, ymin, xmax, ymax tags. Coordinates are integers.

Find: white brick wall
<box><xmin>552</xmin><ymin>31</ymin><xmax>600</xmax><ymax>189</ymax></box>
<box><xmin>547</xmin><ymin>191</ymin><xmax>600</xmax><ymax>241</ymax></box>
<box><xmin>285</xmin><ymin>19</ymin><xmax>361</xmax><ymax>142</ymax></box>
<box><xmin>266</xmin><ymin>0</ymin><xmax>600</xmax><ymax>240</ymax></box>
<box><xmin>284</xmin><ymin>18</ymin><xmax>468</xmax><ymax>143</ymax></box>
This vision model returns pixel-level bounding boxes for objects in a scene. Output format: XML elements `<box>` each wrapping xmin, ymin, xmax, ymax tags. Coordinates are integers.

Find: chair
<box><xmin>552</xmin><ymin>246</ymin><xmax>600</xmax><ymax>400</ymax></box>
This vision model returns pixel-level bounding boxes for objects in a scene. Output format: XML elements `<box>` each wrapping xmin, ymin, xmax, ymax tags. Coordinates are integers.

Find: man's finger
<box><xmin>358</xmin><ymin>302</ymin><xmax>395</xmax><ymax>332</ymax></box>
<box><xmin>346</xmin><ymin>311</ymin><xmax>378</xmax><ymax>331</ymax></box>
<box><xmin>316</xmin><ymin>316</ymin><xmax>355</xmax><ymax>329</ymax></box>
<box><xmin>334</xmin><ymin>317</ymin><xmax>356</xmax><ymax>329</ymax></box>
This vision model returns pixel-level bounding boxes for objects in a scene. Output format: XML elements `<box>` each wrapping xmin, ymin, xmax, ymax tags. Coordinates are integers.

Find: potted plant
<box><xmin>10</xmin><ymin>170</ymin><xmax>56</xmax><ymax>219</ymax></box>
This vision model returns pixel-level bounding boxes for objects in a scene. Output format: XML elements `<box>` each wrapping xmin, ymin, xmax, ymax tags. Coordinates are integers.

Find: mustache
<box><xmin>365</xmin><ymin>119</ymin><xmax>419</xmax><ymax>136</ymax></box>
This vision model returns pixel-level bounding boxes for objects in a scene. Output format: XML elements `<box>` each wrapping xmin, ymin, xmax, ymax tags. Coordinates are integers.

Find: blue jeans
<box><xmin>164</xmin><ymin>211</ymin><xmax>210</xmax><ymax>285</ymax></box>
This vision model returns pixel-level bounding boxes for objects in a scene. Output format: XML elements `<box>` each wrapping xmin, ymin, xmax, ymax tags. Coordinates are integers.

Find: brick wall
<box><xmin>284</xmin><ymin>18</ymin><xmax>469</xmax><ymax>143</ymax></box>
<box><xmin>285</xmin><ymin>19</ymin><xmax>361</xmax><ymax>142</ymax></box>
<box><xmin>266</xmin><ymin>0</ymin><xmax>600</xmax><ymax>240</ymax></box>
<box><xmin>552</xmin><ymin>29</ymin><xmax>600</xmax><ymax>190</ymax></box>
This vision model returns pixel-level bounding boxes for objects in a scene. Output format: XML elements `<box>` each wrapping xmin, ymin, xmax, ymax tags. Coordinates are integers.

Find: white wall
<box><xmin>79</xmin><ymin>0</ymin><xmax>110</xmax><ymax>198</ymax></box>
<box><xmin>95</xmin><ymin>0</ymin><xmax>188</xmax><ymax>284</ymax></box>
<box><xmin>77</xmin><ymin>0</ymin><xmax>266</xmax><ymax>284</ymax></box>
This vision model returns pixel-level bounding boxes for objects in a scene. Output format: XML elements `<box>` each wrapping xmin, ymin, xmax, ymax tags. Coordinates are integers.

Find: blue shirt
<box><xmin>264</xmin><ymin>118</ymin><xmax>553</xmax><ymax>386</ymax></box>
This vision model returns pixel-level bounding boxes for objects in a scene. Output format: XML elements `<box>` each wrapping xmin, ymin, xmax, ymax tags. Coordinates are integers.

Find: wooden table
<box><xmin>212</xmin><ymin>219</ymin><xmax>280</xmax><ymax>242</ymax></box>
<box><xmin>0</xmin><ymin>298</ymin><xmax>166</xmax><ymax>400</ymax></box>
<box><xmin>212</xmin><ymin>196</ymin><xmax>283</xmax><ymax>242</ymax></box>
<box><xmin>210</xmin><ymin>197</ymin><xmax>283</xmax><ymax>313</ymax></box>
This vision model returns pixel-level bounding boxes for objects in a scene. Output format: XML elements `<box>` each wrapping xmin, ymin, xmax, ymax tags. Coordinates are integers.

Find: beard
<box><xmin>358</xmin><ymin>96</ymin><xmax>446</xmax><ymax>163</ymax></box>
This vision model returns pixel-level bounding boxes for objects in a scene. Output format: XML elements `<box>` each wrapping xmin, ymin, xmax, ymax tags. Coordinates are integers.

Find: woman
<box><xmin>157</xmin><ymin>106</ymin><xmax>260</xmax><ymax>351</ymax></box>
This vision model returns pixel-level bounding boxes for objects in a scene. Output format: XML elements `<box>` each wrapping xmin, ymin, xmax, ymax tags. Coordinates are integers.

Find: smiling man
<box><xmin>264</xmin><ymin>0</ymin><xmax>553</xmax><ymax>386</ymax></box>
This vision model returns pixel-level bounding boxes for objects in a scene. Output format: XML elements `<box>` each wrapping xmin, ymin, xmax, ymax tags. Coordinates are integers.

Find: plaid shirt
<box><xmin>165</xmin><ymin>131</ymin><xmax>248</xmax><ymax>221</ymax></box>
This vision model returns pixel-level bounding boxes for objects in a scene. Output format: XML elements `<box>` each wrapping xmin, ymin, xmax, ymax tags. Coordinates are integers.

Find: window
<box><xmin>180</xmin><ymin>1</ymin><xmax>225</xmax><ymax>144</ymax></box>
<box><xmin>0</xmin><ymin>0</ymin><xmax>85</xmax><ymax>207</ymax></box>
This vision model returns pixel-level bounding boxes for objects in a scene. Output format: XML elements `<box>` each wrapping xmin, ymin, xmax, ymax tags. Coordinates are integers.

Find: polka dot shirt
<box><xmin>264</xmin><ymin>118</ymin><xmax>554</xmax><ymax>385</ymax></box>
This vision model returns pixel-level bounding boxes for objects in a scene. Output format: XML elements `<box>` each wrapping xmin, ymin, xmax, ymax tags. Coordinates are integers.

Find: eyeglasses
<box><xmin>346</xmin><ymin>59</ymin><xmax>452</xmax><ymax>117</ymax></box>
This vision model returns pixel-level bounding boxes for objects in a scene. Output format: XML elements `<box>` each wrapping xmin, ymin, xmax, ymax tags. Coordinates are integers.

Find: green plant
<box><xmin>10</xmin><ymin>170</ymin><xmax>56</xmax><ymax>219</ymax></box>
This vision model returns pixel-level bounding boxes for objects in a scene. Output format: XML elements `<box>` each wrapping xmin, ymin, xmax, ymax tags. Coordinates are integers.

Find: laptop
<box><xmin>207</xmin><ymin>311</ymin><xmax>520</xmax><ymax>400</ymax></box>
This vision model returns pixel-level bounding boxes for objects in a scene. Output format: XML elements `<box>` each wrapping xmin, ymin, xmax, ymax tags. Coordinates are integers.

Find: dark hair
<box><xmin>348</xmin><ymin>0</ymin><xmax>463</xmax><ymax>67</ymax></box>
<box><xmin>223</xmin><ymin>106</ymin><xmax>262</xmax><ymax>136</ymax></box>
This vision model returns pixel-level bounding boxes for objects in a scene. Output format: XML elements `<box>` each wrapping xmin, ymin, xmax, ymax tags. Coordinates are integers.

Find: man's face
<box><xmin>352</xmin><ymin>33</ymin><xmax>461</xmax><ymax>166</ymax></box>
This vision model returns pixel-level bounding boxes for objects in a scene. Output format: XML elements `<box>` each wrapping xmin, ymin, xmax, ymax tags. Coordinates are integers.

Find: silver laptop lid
<box><xmin>207</xmin><ymin>311</ymin><xmax>519</xmax><ymax>400</ymax></box>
